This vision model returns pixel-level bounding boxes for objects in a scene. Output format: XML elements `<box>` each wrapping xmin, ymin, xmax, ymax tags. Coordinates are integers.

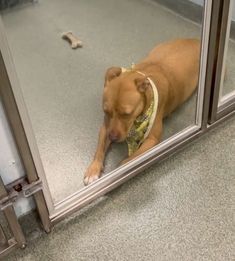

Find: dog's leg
<box><xmin>122</xmin><ymin>118</ymin><xmax>163</xmax><ymax>165</ymax></box>
<box><xmin>84</xmin><ymin>123</ymin><xmax>110</xmax><ymax>185</ymax></box>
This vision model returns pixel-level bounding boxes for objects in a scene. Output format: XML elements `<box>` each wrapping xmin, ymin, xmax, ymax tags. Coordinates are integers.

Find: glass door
<box><xmin>0</xmin><ymin>0</ymin><xmax>219</xmax><ymax>223</ymax></box>
<box><xmin>210</xmin><ymin>0</ymin><xmax>235</xmax><ymax>122</ymax></box>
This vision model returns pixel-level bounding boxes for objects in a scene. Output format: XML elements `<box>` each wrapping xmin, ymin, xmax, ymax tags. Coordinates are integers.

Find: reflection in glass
<box><xmin>220</xmin><ymin>0</ymin><xmax>235</xmax><ymax>102</ymax></box>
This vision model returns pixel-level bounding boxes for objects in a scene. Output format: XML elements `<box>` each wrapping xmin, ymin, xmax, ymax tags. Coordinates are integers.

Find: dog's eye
<box><xmin>104</xmin><ymin>110</ymin><xmax>112</xmax><ymax>117</ymax></box>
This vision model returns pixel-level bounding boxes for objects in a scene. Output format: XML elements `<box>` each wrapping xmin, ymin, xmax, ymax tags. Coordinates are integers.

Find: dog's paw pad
<box><xmin>84</xmin><ymin>162</ymin><xmax>102</xmax><ymax>186</ymax></box>
<box><xmin>84</xmin><ymin>174</ymin><xmax>99</xmax><ymax>186</ymax></box>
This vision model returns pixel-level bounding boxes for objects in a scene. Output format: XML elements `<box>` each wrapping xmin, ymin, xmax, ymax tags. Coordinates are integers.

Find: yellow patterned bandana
<box><xmin>126</xmin><ymin>100</ymin><xmax>154</xmax><ymax>156</ymax></box>
<box><xmin>121</xmin><ymin>66</ymin><xmax>159</xmax><ymax>156</ymax></box>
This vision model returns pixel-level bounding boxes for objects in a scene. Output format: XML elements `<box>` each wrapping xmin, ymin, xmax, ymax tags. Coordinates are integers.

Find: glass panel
<box><xmin>1</xmin><ymin>0</ymin><xmax>204</xmax><ymax>203</ymax></box>
<box><xmin>219</xmin><ymin>0</ymin><xmax>235</xmax><ymax>102</ymax></box>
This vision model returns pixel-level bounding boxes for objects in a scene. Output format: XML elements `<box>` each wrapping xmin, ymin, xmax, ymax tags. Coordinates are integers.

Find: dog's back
<box><xmin>140</xmin><ymin>39</ymin><xmax>200</xmax><ymax>116</ymax></box>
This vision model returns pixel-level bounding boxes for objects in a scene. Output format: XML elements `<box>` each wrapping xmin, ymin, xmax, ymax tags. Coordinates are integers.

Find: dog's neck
<box><xmin>133</xmin><ymin>70</ymin><xmax>154</xmax><ymax>115</ymax></box>
<box><xmin>126</xmin><ymin>70</ymin><xmax>159</xmax><ymax>156</ymax></box>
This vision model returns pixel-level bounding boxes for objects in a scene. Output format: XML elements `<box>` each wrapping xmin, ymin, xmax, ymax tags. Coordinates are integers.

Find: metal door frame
<box><xmin>209</xmin><ymin>0</ymin><xmax>235</xmax><ymax>123</ymax></box>
<box><xmin>0</xmin><ymin>177</ymin><xmax>26</xmax><ymax>258</ymax></box>
<box><xmin>0</xmin><ymin>0</ymin><xmax>234</xmax><ymax>227</ymax></box>
<box><xmin>0</xmin><ymin>20</ymin><xmax>51</xmax><ymax>232</ymax></box>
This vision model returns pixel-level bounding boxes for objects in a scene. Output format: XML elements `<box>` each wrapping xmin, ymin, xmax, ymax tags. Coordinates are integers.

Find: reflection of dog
<box><xmin>84</xmin><ymin>39</ymin><xmax>200</xmax><ymax>185</ymax></box>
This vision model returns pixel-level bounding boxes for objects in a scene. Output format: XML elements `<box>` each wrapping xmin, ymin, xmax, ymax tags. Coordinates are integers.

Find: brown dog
<box><xmin>84</xmin><ymin>38</ymin><xmax>200</xmax><ymax>185</ymax></box>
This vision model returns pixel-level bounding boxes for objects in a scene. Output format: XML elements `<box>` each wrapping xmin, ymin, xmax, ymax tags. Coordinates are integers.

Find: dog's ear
<box><xmin>135</xmin><ymin>77</ymin><xmax>150</xmax><ymax>92</ymax></box>
<box><xmin>105</xmin><ymin>67</ymin><xmax>122</xmax><ymax>84</ymax></box>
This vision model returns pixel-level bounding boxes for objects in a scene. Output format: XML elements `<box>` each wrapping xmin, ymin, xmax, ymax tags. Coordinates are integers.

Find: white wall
<box><xmin>0</xmin><ymin>99</ymin><xmax>35</xmax><ymax>216</ymax></box>
<box><xmin>0</xmin><ymin>100</ymin><xmax>24</xmax><ymax>184</ymax></box>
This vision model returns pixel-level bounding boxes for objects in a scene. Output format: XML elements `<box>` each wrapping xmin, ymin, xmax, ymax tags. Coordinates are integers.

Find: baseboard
<box><xmin>153</xmin><ymin>0</ymin><xmax>235</xmax><ymax>40</ymax></box>
<box><xmin>152</xmin><ymin>0</ymin><xmax>203</xmax><ymax>24</ymax></box>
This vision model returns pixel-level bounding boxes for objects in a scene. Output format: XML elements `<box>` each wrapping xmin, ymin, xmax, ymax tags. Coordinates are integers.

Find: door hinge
<box><xmin>22</xmin><ymin>179</ymin><xmax>42</xmax><ymax>197</ymax></box>
<box><xmin>0</xmin><ymin>178</ymin><xmax>42</xmax><ymax>210</ymax></box>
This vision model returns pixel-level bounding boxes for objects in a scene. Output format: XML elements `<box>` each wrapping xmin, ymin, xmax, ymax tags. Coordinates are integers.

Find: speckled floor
<box><xmin>4</xmin><ymin>115</ymin><xmax>235</xmax><ymax>261</ymax></box>
<box><xmin>1</xmin><ymin>0</ymin><xmax>234</xmax><ymax>206</ymax></box>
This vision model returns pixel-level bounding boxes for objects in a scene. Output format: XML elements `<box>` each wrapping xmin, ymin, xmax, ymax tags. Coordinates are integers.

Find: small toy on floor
<box><xmin>62</xmin><ymin>31</ymin><xmax>83</xmax><ymax>49</ymax></box>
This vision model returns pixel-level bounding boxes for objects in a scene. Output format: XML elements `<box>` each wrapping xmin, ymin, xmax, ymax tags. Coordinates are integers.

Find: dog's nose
<box><xmin>109</xmin><ymin>131</ymin><xmax>119</xmax><ymax>142</ymax></box>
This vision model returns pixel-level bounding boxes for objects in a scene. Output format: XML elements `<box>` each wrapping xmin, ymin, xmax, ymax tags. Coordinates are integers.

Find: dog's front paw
<box><xmin>84</xmin><ymin>162</ymin><xmax>103</xmax><ymax>186</ymax></box>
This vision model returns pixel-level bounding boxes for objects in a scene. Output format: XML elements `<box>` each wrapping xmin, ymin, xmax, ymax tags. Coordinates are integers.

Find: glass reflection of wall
<box><xmin>220</xmin><ymin>0</ymin><xmax>235</xmax><ymax>102</ymax></box>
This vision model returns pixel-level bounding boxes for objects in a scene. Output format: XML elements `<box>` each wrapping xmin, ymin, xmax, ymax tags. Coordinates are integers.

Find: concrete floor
<box><xmin>1</xmin><ymin>0</ymin><xmax>234</xmax><ymax>204</ymax></box>
<box><xmin>4</xmin><ymin>116</ymin><xmax>235</xmax><ymax>261</ymax></box>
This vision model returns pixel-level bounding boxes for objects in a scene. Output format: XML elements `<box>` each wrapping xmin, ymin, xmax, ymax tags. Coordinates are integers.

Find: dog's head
<box><xmin>103</xmin><ymin>67</ymin><xmax>151</xmax><ymax>142</ymax></box>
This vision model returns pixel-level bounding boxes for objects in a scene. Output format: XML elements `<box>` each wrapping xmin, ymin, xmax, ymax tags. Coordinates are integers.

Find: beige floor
<box><xmin>5</xmin><ymin>116</ymin><xmax>235</xmax><ymax>261</ymax></box>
